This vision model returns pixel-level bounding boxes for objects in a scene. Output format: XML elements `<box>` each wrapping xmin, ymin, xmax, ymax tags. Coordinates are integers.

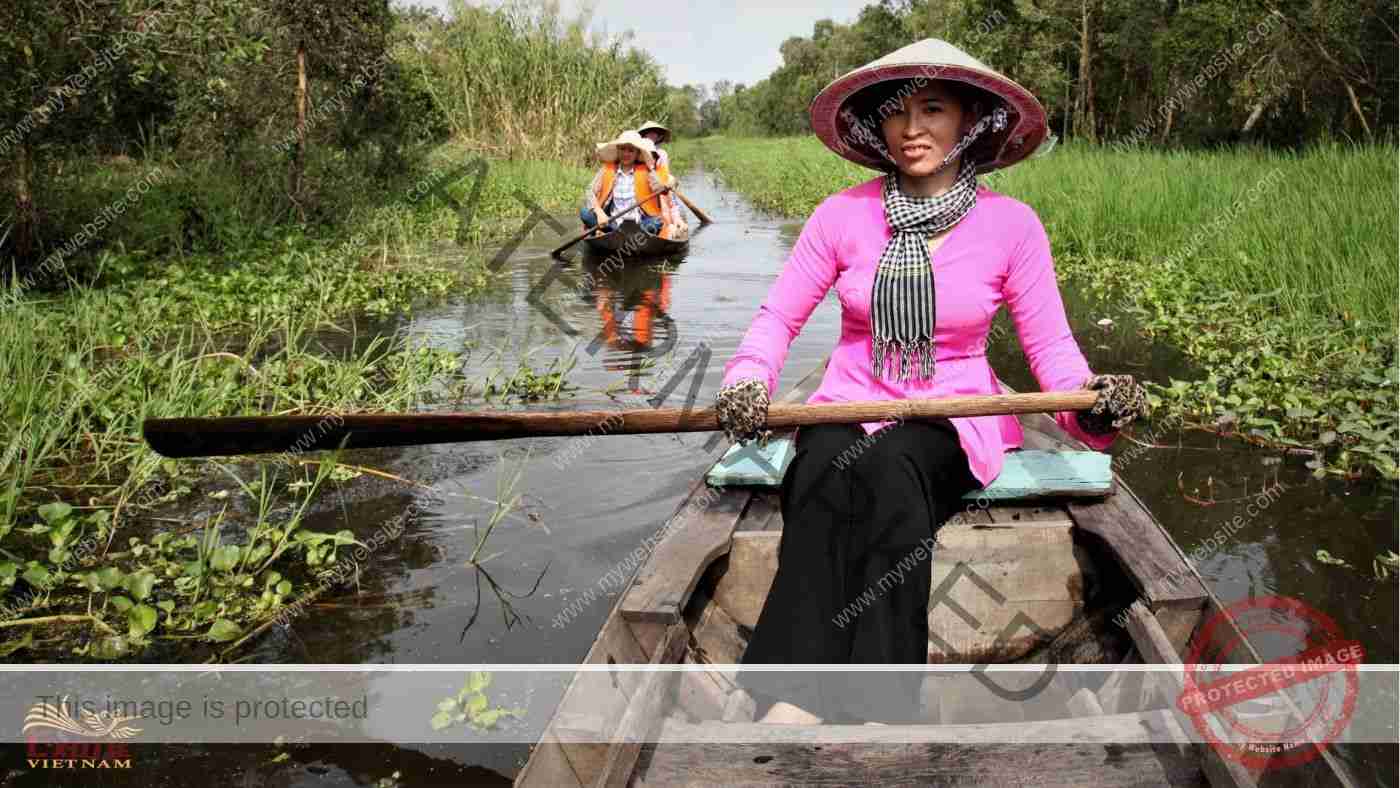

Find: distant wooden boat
<box><xmin>516</xmin><ymin>359</ymin><xmax>1357</xmax><ymax>788</ymax></box>
<box><xmin>583</xmin><ymin>220</ymin><xmax>689</xmax><ymax>258</ymax></box>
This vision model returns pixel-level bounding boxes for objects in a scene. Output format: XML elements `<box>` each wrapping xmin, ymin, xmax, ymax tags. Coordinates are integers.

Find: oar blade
<box><xmin>142</xmin><ymin>416</ymin><xmax>361</xmax><ymax>458</ymax></box>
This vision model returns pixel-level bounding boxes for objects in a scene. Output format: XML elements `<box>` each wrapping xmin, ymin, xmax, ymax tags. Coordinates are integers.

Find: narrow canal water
<box><xmin>22</xmin><ymin>164</ymin><xmax>1393</xmax><ymax>787</ymax></box>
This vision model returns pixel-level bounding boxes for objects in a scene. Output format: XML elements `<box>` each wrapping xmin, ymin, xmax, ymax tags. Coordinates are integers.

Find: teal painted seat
<box><xmin>705</xmin><ymin>437</ymin><xmax>1114</xmax><ymax>500</ymax></box>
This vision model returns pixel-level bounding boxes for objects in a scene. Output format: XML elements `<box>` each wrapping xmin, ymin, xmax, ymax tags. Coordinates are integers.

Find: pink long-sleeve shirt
<box><xmin>722</xmin><ymin>177</ymin><xmax>1116</xmax><ymax>487</ymax></box>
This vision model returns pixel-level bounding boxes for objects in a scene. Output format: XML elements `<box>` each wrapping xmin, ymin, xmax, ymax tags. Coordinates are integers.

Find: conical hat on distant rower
<box><xmin>636</xmin><ymin>120</ymin><xmax>673</xmax><ymax>144</ymax></box>
<box><xmin>808</xmin><ymin>38</ymin><xmax>1048</xmax><ymax>174</ymax></box>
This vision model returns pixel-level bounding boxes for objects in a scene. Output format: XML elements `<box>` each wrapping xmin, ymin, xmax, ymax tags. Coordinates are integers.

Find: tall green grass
<box><xmin>405</xmin><ymin>0</ymin><xmax>670</xmax><ymax>165</ymax></box>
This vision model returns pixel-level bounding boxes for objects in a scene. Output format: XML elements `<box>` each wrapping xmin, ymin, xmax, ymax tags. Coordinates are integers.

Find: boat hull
<box><xmin>582</xmin><ymin>220</ymin><xmax>689</xmax><ymax>258</ymax></box>
<box><xmin>515</xmin><ymin>359</ymin><xmax>1357</xmax><ymax>788</ymax></box>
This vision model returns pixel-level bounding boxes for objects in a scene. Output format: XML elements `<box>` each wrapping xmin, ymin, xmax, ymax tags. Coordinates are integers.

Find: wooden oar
<box><xmin>142</xmin><ymin>391</ymin><xmax>1099</xmax><ymax>459</ymax></box>
<box><xmin>670</xmin><ymin>187</ymin><xmax>713</xmax><ymax>225</ymax></box>
<box><xmin>550</xmin><ymin>187</ymin><xmax>672</xmax><ymax>258</ymax></box>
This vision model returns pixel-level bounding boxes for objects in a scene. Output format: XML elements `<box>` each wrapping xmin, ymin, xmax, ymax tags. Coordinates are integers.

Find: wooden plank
<box><xmin>594</xmin><ymin>623</ymin><xmax>689</xmax><ymax>788</ymax></box>
<box><xmin>656</xmin><ymin>709</ymin><xmax>1192</xmax><ymax>744</ymax></box>
<box><xmin>936</xmin><ymin>519</ymin><xmax>1075</xmax><ymax>551</ymax></box>
<box><xmin>632</xmin><ymin>739</ymin><xmax>1207</xmax><ymax>787</ymax></box>
<box><xmin>1122</xmin><ymin>601</ymin><xmax>1260</xmax><ymax>788</ymax></box>
<box><xmin>733</xmin><ymin>491</ymin><xmax>781</xmax><ymax>533</ymax></box>
<box><xmin>1156</xmin><ymin>596</ymin><xmax>1209</xmax><ymax>656</ymax></box>
<box><xmin>1097</xmin><ymin>654</ymin><xmax>1155</xmax><ymax>716</ymax></box>
<box><xmin>690</xmin><ymin>595</ymin><xmax>748</xmax><ymax>665</ymax></box>
<box><xmin>627</xmin><ymin>619</ymin><xmax>667</xmax><ymax>658</ymax></box>
<box><xmin>541</xmin><ymin>614</ymin><xmax>649</xmax><ymax>785</ymax></box>
<box><xmin>673</xmin><ymin>655</ymin><xmax>729</xmax><ymax>722</ymax></box>
<box><xmin>710</xmin><ymin>532</ymin><xmax>779</xmax><ymax>629</ymax></box>
<box><xmin>931</xmin><ymin>544</ymin><xmax>1085</xmax><ymax>603</ymax></box>
<box><xmin>929</xmin><ymin>598</ymin><xmax>1080</xmax><ymax>663</ymax></box>
<box><xmin>947</xmin><ymin>504</ymin><xmax>995</xmax><ymax>525</ymax></box>
<box><xmin>1068</xmin><ymin>488</ymin><xmax>1208</xmax><ymax>606</ymax></box>
<box><xmin>1099</xmin><ymin>670</ymin><xmax>1152</xmax><ymax>716</ymax></box>
<box><xmin>514</xmin><ymin>733</ymin><xmax>584</xmax><ymax>788</ymax></box>
<box><xmin>986</xmin><ymin>503</ymin><xmax>1074</xmax><ymax>523</ymax></box>
<box><xmin>620</xmin><ymin>487</ymin><xmax>751</xmax><ymax>625</ymax></box>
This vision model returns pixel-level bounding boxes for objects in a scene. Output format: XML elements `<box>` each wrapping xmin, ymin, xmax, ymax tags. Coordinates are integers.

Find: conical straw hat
<box><xmin>636</xmin><ymin>120</ymin><xmax>673</xmax><ymax>144</ymax></box>
<box><xmin>809</xmin><ymin>38</ymin><xmax>1048</xmax><ymax>174</ymax></box>
<box><xmin>595</xmin><ymin>129</ymin><xmax>658</xmax><ymax>164</ymax></box>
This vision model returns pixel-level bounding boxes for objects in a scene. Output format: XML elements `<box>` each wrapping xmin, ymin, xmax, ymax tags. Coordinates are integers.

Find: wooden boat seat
<box><xmin>706</xmin><ymin>440</ymin><xmax>1115</xmax><ymax>501</ymax></box>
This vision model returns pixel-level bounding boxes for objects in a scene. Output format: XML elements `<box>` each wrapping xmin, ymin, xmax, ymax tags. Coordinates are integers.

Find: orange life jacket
<box><xmin>595</xmin><ymin>162</ymin><xmax>674</xmax><ymax>238</ymax></box>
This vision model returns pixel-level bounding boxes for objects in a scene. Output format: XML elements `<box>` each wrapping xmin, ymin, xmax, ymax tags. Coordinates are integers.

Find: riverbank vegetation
<box><xmin>0</xmin><ymin>0</ymin><xmax>675</xmax><ymax>659</ymax></box>
<box><xmin>677</xmin><ymin>136</ymin><xmax>1398</xmax><ymax>480</ymax></box>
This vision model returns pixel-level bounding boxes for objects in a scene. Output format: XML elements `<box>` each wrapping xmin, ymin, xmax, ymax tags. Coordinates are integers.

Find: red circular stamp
<box><xmin>1176</xmin><ymin>595</ymin><xmax>1362</xmax><ymax>771</ymax></box>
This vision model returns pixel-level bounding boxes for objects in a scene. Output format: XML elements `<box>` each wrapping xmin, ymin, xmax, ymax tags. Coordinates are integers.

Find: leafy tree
<box><xmin>269</xmin><ymin>0</ymin><xmax>393</xmax><ymax>218</ymax></box>
<box><xmin>0</xmin><ymin>1</ymin><xmax>157</xmax><ymax>270</ymax></box>
<box><xmin>701</xmin><ymin>0</ymin><xmax>1396</xmax><ymax>148</ymax></box>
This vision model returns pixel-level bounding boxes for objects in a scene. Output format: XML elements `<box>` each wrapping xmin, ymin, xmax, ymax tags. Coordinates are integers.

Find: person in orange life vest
<box><xmin>581</xmin><ymin>130</ymin><xmax>679</xmax><ymax>237</ymax></box>
<box><xmin>637</xmin><ymin>121</ymin><xmax>686</xmax><ymax>239</ymax></box>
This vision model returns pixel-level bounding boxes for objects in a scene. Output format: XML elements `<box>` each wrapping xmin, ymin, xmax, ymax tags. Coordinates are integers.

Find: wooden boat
<box><xmin>583</xmin><ymin>219</ymin><xmax>689</xmax><ymax>258</ymax></box>
<box><xmin>516</xmin><ymin>359</ymin><xmax>1358</xmax><ymax>788</ymax></box>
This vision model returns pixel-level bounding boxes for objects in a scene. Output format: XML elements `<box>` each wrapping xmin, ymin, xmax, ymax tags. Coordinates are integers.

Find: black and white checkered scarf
<box><xmin>870</xmin><ymin>107</ymin><xmax>1008</xmax><ymax>381</ymax></box>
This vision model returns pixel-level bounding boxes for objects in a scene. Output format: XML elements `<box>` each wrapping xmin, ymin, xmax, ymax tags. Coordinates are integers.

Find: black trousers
<box><xmin>738</xmin><ymin>419</ymin><xmax>979</xmax><ymax>722</ymax></box>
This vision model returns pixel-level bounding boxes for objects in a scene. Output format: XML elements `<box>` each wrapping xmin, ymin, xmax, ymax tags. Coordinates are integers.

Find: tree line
<box><xmin>690</xmin><ymin>0</ymin><xmax>1397</xmax><ymax>147</ymax></box>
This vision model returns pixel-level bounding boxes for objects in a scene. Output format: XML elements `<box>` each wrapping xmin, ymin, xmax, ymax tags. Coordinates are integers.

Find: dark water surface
<box><xmin>13</xmin><ymin>166</ymin><xmax>1393</xmax><ymax>787</ymax></box>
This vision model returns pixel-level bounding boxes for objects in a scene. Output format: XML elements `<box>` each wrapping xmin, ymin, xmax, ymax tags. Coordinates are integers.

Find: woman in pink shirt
<box><xmin>714</xmin><ymin>40</ymin><xmax>1148</xmax><ymax>725</ymax></box>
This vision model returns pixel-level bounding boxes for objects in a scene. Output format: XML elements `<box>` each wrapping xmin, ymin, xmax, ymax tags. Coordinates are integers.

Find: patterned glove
<box><xmin>1075</xmin><ymin>374</ymin><xmax>1151</xmax><ymax>435</ymax></box>
<box><xmin>714</xmin><ymin>378</ymin><xmax>771</xmax><ymax>445</ymax></box>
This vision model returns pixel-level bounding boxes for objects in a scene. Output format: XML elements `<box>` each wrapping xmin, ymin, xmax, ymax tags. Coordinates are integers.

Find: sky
<box><xmin>403</xmin><ymin>1</ymin><xmax>873</xmax><ymax>87</ymax></box>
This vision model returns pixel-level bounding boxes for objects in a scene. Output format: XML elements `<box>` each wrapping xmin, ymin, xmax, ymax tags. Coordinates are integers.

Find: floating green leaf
<box><xmin>125</xmin><ymin>571</ymin><xmax>157</xmax><ymax>601</ymax></box>
<box><xmin>37</xmin><ymin>502</ymin><xmax>73</xmax><ymax>524</ymax></box>
<box><xmin>206</xmin><ymin>619</ymin><xmax>242</xmax><ymax>642</ymax></box>
<box><xmin>210</xmin><ymin>545</ymin><xmax>242</xmax><ymax>572</ymax></box>
<box><xmin>128</xmin><ymin>604</ymin><xmax>158</xmax><ymax>638</ymax></box>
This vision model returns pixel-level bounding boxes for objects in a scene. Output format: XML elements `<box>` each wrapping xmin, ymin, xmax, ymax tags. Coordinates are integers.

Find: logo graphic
<box><xmin>23</xmin><ymin>696</ymin><xmax>139</xmax><ymax>770</ymax></box>
<box><xmin>24</xmin><ymin>696</ymin><xmax>142</xmax><ymax>739</ymax></box>
<box><xmin>1177</xmin><ymin>595</ymin><xmax>1361</xmax><ymax>771</ymax></box>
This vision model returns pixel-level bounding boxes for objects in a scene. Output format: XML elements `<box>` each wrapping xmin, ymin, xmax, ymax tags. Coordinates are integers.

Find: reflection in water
<box><xmin>580</xmin><ymin>253</ymin><xmax>679</xmax><ymax>393</ymax></box>
<box><xmin>459</xmin><ymin>562</ymin><xmax>550</xmax><ymax>642</ymax></box>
